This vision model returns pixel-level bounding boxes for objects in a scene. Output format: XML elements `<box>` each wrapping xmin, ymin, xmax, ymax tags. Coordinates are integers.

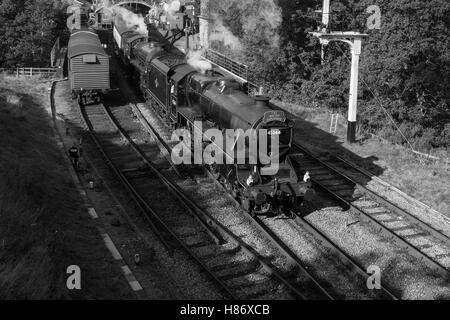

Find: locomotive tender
<box><xmin>113</xmin><ymin>17</ymin><xmax>313</xmax><ymax>216</ymax></box>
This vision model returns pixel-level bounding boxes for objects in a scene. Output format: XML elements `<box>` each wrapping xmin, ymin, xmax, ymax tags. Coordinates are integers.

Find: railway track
<box><xmin>129</xmin><ymin>102</ymin><xmax>344</xmax><ymax>299</ymax></box>
<box><xmin>290</xmin><ymin>143</ymin><xmax>450</xmax><ymax>279</ymax></box>
<box><xmin>79</xmin><ymin>101</ymin><xmax>334</xmax><ymax>300</ymax></box>
<box><xmin>109</xmin><ymin>57</ymin><xmax>442</xmax><ymax>298</ymax></box>
<box><xmin>131</xmin><ymin>103</ymin><xmax>401</xmax><ymax>299</ymax></box>
<box><xmin>131</xmin><ymin>98</ymin><xmax>448</xmax><ymax>298</ymax></box>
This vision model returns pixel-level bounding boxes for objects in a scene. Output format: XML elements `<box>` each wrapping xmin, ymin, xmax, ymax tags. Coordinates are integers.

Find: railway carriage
<box><xmin>68</xmin><ymin>29</ymin><xmax>110</xmax><ymax>105</ymax></box>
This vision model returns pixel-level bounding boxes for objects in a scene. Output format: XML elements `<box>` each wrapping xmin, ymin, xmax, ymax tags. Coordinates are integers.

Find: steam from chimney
<box><xmin>114</xmin><ymin>6</ymin><xmax>148</xmax><ymax>34</ymax></box>
<box><xmin>99</xmin><ymin>0</ymin><xmax>148</xmax><ymax>35</ymax></box>
<box><xmin>209</xmin><ymin>14</ymin><xmax>242</xmax><ymax>51</ymax></box>
<box><xmin>187</xmin><ymin>49</ymin><xmax>213</xmax><ymax>74</ymax></box>
<box><xmin>163</xmin><ymin>0</ymin><xmax>181</xmax><ymax>17</ymax></box>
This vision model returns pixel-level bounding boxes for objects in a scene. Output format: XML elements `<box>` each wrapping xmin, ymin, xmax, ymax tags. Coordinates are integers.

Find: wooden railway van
<box><xmin>68</xmin><ymin>29</ymin><xmax>110</xmax><ymax>103</ymax></box>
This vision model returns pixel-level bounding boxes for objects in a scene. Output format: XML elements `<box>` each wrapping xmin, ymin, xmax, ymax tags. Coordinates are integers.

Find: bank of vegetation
<box><xmin>0</xmin><ymin>0</ymin><xmax>67</xmax><ymax>68</ymax></box>
<box><xmin>0</xmin><ymin>77</ymin><xmax>133</xmax><ymax>299</ymax></box>
<box><xmin>210</xmin><ymin>0</ymin><xmax>450</xmax><ymax>152</ymax></box>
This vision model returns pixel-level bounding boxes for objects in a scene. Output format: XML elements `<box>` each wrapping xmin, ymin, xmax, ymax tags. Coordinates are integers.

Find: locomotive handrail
<box><xmin>202</xmin><ymin>49</ymin><xmax>262</xmax><ymax>94</ymax></box>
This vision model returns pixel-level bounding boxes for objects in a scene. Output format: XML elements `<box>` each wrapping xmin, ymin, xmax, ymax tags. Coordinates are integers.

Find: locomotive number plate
<box><xmin>268</xmin><ymin>129</ymin><xmax>281</xmax><ymax>135</ymax></box>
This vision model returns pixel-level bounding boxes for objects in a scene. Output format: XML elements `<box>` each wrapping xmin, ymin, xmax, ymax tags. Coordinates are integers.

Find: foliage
<box><xmin>211</xmin><ymin>0</ymin><xmax>450</xmax><ymax>150</ymax></box>
<box><xmin>0</xmin><ymin>0</ymin><xmax>67</xmax><ymax>67</ymax></box>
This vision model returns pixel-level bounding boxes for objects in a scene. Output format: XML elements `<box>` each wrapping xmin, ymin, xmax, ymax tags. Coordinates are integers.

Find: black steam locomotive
<box><xmin>113</xmin><ymin>18</ymin><xmax>313</xmax><ymax>216</ymax></box>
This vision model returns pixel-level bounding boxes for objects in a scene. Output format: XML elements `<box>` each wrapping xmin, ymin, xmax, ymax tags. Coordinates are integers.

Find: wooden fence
<box><xmin>0</xmin><ymin>67</ymin><xmax>61</xmax><ymax>78</ymax></box>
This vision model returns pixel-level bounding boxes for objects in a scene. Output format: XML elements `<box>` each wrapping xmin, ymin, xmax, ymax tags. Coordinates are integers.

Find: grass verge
<box><xmin>0</xmin><ymin>76</ymin><xmax>134</xmax><ymax>299</ymax></box>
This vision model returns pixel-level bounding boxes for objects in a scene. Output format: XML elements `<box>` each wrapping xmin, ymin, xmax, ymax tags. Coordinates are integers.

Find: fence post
<box><xmin>16</xmin><ymin>67</ymin><xmax>19</xmax><ymax>78</ymax></box>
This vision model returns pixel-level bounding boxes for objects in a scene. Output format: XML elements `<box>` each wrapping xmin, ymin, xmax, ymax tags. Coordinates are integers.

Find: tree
<box><xmin>209</xmin><ymin>0</ymin><xmax>450</xmax><ymax>149</ymax></box>
<box><xmin>0</xmin><ymin>0</ymin><xmax>66</xmax><ymax>67</ymax></box>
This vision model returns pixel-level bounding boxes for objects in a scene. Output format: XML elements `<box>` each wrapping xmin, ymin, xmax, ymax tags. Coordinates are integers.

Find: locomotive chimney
<box><xmin>254</xmin><ymin>95</ymin><xmax>271</xmax><ymax>108</ymax></box>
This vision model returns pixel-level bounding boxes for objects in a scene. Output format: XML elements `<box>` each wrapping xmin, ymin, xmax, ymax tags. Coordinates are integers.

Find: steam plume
<box><xmin>163</xmin><ymin>0</ymin><xmax>181</xmax><ymax>17</ymax></box>
<box><xmin>98</xmin><ymin>0</ymin><xmax>148</xmax><ymax>35</ymax></box>
<box><xmin>187</xmin><ymin>49</ymin><xmax>213</xmax><ymax>74</ymax></box>
<box><xmin>209</xmin><ymin>14</ymin><xmax>243</xmax><ymax>51</ymax></box>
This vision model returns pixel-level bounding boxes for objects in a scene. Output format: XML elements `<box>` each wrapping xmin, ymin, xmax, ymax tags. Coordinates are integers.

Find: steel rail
<box><xmin>104</xmin><ymin>104</ymin><xmax>226</xmax><ymax>245</ymax></box>
<box><xmin>207</xmin><ymin>163</ymin><xmax>397</xmax><ymax>300</ymax></box>
<box><xmin>78</xmin><ymin>104</ymin><xmax>172</xmax><ymax>251</ymax></box>
<box><xmin>291</xmin><ymin>212</ymin><xmax>399</xmax><ymax>300</ymax></box>
<box><xmin>79</xmin><ymin>102</ymin><xmax>238</xmax><ymax>299</ymax></box>
<box><xmin>331</xmin><ymin>154</ymin><xmax>450</xmax><ymax>244</ymax></box>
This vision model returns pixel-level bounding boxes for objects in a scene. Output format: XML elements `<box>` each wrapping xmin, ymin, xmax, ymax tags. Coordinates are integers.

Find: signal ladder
<box><xmin>329</xmin><ymin>113</ymin><xmax>339</xmax><ymax>134</ymax></box>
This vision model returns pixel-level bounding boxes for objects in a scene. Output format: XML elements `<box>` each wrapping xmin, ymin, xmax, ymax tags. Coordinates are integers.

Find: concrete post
<box><xmin>199</xmin><ymin>0</ymin><xmax>210</xmax><ymax>48</ymax></box>
<box><xmin>322</xmin><ymin>0</ymin><xmax>330</xmax><ymax>27</ymax></box>
<box><xmin>347</xmin><ymin>39</ymin><xmax>362</xmax><ymax>143</ymax></box>
<box><xmin>320</xmin><ymin>0</ymin><xmax>330</xmax><ymax>63</ymax></box>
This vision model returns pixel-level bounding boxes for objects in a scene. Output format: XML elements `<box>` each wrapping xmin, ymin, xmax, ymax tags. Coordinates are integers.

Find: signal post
<box><xmin>311</xmin><ymin>0</ymin><xmax>367</xmax><ymax>143</ymax></box>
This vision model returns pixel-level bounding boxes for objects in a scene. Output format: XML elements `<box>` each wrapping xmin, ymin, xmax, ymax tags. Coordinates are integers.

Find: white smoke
<box><xmin>163</xmin><ymin>0</ymin><xmax>181</xmax><ymax>17</ymax></box>
<box><xmin>210</xmin><ymin>14</ymin><xmax>243</xmax><ymax>51</ymax></box>
<box><xmin>113</xmin><ymin>6</ymin><xmax>148</xmax><ymax>34</ymax></box>
<box><xmin>187</xmin><ymin>49</ymin><xmax>213</xmax><ymax>74</ymax></box>
<box><xmin>97</xmin><ymin>0</ymin><xmax>112</xmax><ymax>9</ymax></box>
<box><xmin>98</xmin><ymin>0</ymin><xmax>148</xmax><ymax>35</ymax></box>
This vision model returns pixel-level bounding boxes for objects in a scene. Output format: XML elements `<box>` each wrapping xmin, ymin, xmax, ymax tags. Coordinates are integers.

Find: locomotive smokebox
<box><xmin>254</xmin><ymin>95</ymin><xmax>271</xmax><ymax>108</ymax></box>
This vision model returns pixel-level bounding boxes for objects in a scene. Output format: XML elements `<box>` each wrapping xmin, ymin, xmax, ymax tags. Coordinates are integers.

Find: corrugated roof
<box><xmin>68</xmin><ymin>30</ymin><xmax>107</xmax><ymax>59</ymax></box>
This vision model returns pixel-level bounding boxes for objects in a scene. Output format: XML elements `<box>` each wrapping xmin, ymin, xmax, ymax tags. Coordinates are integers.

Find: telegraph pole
<box><xmin>311</xmin><ymin>0</ymin><xmax>367</xmax><ymax>143</ymax></box>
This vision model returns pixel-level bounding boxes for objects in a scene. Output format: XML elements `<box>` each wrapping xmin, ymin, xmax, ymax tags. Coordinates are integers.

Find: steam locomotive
<box><xmin>113</xmin><ymin>17</ymin><xmax>313</xmax><ymax>216</ymax></box>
